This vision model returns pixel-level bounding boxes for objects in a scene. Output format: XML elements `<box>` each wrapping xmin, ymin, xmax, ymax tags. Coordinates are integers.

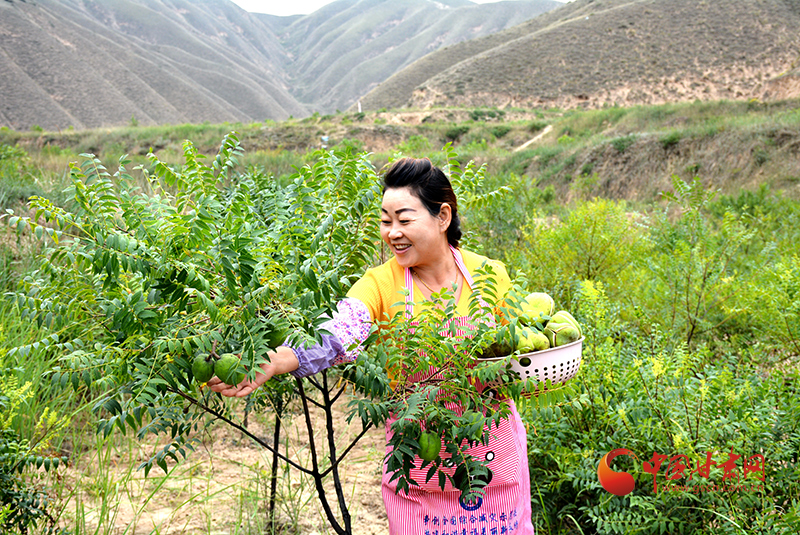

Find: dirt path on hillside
<box><xmin>514</xmin><ymin>124</ymin><xmax>553</xmax><ymax>152</ymax></box>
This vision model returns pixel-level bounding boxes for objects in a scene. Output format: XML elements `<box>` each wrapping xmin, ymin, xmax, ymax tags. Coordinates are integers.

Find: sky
<box><xmin>230</xmin><ymin>0</ymin><xmax>552</xmax><ymax>18</ymax></box>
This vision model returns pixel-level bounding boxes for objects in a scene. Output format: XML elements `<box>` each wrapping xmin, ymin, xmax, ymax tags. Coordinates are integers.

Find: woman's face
<box><xmin>381</xmin><ymin>186</ymin><xmax>451</xmax><ymax>268</ymax></box>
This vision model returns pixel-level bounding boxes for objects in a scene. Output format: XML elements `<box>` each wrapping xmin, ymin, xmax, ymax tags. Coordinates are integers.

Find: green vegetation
<box><xmin>1</xmin><ymin>100</ymin><xmax>799</xmax><ymax>534</ymax></box>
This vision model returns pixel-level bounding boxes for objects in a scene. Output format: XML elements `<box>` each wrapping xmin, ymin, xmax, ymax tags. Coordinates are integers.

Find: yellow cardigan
<box><xmin>346</xmin><ymin>248</ymin><xmax>511</xmax><ymax>323</ymax></box>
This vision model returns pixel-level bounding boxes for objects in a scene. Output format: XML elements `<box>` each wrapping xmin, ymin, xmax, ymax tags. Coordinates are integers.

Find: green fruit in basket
<box><xmin>492</xmin><ymin>333</ymin><xmax>516</xmax><ymax>357</ymax></box>
<box><xmin>191</xmin><ymin>352</ymin><xmax>215</xmax><ymax>384</ymax></box>
<box><xmin>477</xmin><ymin>327</ymin><xmax>515</xmax><ymax>359</ymax></box>
<box><xmin>478</xmin><ymin>341</ymin><xmax>507</xmax><ymax>359</ymax></box>
<box><xmin>517</xmin><ymin>327</ymin><xmax>550</xmax><ymax>352</ymax></box>
<box><xmin>544</xmin><ymin>322</ymin><xmax>581</xmax><ymax>347</ymax></box>
<box><xmin>418</xmin><ymin>432</ymin><xmax>442</xmax><ymax>462</ymax></box>
<box><xmin>550</xmin><ymin>310</ymin><xmax>582</xmax><ymax>336</ymax></box>
<box><xmin>519</xmin><ymin>292</ymin><xmax>555</xmax><ymax>325</ymax></box>
<box><xmin>215</xmin><ymin>353</ymin><xmax>246</xmax><ymax>385</ymax></box>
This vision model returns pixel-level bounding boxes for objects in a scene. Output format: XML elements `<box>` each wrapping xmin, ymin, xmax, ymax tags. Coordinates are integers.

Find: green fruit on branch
<box><xmin>418</xmin><ymin>431</ymin><xmax>442</xmax><ymax>462</ymax></box>
<box><xmin>543</xmin><ymin>322</ymin><xmax>581</xmax><ymax>347</ymax></box>
<box><xmin>266</xmin><ymin>323</ymin><xmax>289</xmax><ymax>350</ymax></box>
<box><xmin>215</xmin><ymin>353</ymin><xmax>246</xmax><ymax>385</ymax></box>
<box><xmin>519</xmin><ymin>292</ymin><xmax>555</xmax><ymax>325</ymax></box>
<box><xmin>191</xmin><ymin>352</ymin><xmax>215</xmax><ymax>384</ymax></box>
<box><xmin>550</xmin><ymin>310</ymin><xmax>582</xmax><ymax>336</ymax></box>
<box><xmin>517</xmin><ymin>327</ymin><xmax>550</xmax><ymax>352</ymax></box>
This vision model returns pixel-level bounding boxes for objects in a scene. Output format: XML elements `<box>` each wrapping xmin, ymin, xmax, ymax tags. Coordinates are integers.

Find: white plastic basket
<box><xmin>480</xmin><ymin>337</ymin><xmax>584</xmax><ymax>394</ymax></box>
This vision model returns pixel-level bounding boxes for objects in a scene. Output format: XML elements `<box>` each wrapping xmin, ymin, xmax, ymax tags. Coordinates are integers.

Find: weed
<box><xmin>528</xmin><ymin>120</ymin><xmax>548</xmax><ymax>133</ymax></box>
<box><xmin>610</xmin><ymin>134</ymin><xmax>637</xmax><ymax>153</ymax></box>
<box><xmin>443</xmin><ymin>125</ymin><xmax>470</xmax><ymax>143</ymax></box>
<box><xmin>491</xmin><ymin>125</ymin><xmax>512</xmax><ymax>139</ymax></box>
<box><xmin>660</xmin><ymin>130</ymin><xmax>682</xmax><ymax>149</ymax></box>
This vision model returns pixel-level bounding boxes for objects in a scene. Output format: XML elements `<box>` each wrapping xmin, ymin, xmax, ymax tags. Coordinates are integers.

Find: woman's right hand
<box><xmin>206</xmin><ymin>346</ymin><xmax>299</xmax><ymax>398</ymax></box>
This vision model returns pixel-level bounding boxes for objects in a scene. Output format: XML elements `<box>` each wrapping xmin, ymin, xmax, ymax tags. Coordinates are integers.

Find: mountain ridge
<box><xmin>0</xmin><ymin>0</ymin><xmax>560</xmax><ymax>130</ymax></box>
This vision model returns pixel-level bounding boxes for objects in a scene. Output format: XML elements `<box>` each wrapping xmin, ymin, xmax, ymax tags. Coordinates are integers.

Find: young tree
<box><xmin>4</xmin><ymin>135</ymin><xmax>535</xmax><ymax>533</ymax></box>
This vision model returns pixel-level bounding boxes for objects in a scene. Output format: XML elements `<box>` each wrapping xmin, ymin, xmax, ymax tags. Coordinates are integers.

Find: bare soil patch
<box><xmin>61</xmin><ymin>395</ymin><xmax>388</xmax><ymax>535</ymax></box>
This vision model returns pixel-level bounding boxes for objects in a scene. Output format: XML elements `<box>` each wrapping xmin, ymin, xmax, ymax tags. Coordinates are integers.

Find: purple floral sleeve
<box><xmin>287</xmin><ymin>298</ymin><xmax>372</xmax><ymax>378</ymax></box>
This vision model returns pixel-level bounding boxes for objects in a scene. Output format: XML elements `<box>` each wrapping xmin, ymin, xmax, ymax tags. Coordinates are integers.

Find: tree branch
<box><xmin>168</xmin><ymin>386</ymin><xmax>312</xmax><ymax>475</ymax></box>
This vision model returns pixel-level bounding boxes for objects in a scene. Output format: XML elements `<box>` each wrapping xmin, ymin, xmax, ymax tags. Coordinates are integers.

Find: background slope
<box><xmin>360</xmin><ymin>0</ymin><xmax>800</xmax><ymax>111</ymax></box>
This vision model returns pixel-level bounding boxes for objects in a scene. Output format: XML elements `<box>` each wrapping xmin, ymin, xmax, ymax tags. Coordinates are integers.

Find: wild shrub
<box><xmin>0</xmin><ymin>145</ymin><xmax>40</xmax><ymax>209</ymax></box>
<box><xmin>528</xmin><ymin>120</ymin><xmax>548</xmax><ymax>133</ymax></box>
<box><xmin>395</xmin><ymin>135</ymin><xmax>433</xmax><ymax>156</ymax></box>
<box><xmin>753</xmin><ymin>147</ymin><xmax>770</xmax><ymax>166</ymax></box>
<box><xmin>517</xmin><ymin>198</ymin><xmax>644</xmax><ymax>305</ymax></box>
<box><xmin>243</xmin><ymin>149</ymin><xmax>307</xmax><ymax>185</ymax></box>
<box><xmin>535</xmin><ymin>145</ymin><xmax>565</xmax><ymax>168</ymax></box>
<box><xmin>443</xmin><ymin>125</ymin><xmax>471</xmax><ymax>143</ymax></box>
<box><xmin>528</xmin><ymin>280</ymin><xmax>800</xmax><ymax>534</ymax></box>
<box><xmin>0</xmin><ymin>374</ymin><xmax>69</xmax><ymax>535</ymax></box>
<box><xmin>634</xmin><ymin>176</ymin><xmax>757</xmax><ymax>348</ymax></box>
<box><xmin>462</xmin><ymin>171</ymin><xmax>549</xmax><ymax>269</ymax></box>
<box><xmin>736</xmin><ymin>256</ymin><xmax>800</xmax><ymax>365</ymax></box>
<box><xmin>499</xmin><ymin>150</ymin><xmax>536</xmax><ymax>176</ymax></box>
<box><xmin>333</xmin><ymin>137</ymin><xmax>365</xmax><ymax>153</ymax></box>
<box><xmin>490</xmin><ymin>125</ymin><xmax>512</xmax><ymax>139</ymax></box>
<box><xmin>469</xmin><ymin>108</ymin><xmax>505</xmax><ymax>121</ymax></box>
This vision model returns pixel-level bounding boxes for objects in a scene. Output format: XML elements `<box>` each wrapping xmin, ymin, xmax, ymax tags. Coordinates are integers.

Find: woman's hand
<box><xmin>206</xmin><ymin>362</ymin><xmax>274</xmax><ymax>397</ymax></box>
<box><xmin>206</xmin><ymin>346</ymin><xmax>300</xmax><ymax>398</ymax></box>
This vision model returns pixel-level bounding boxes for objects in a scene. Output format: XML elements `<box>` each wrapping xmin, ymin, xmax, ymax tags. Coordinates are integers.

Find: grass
<box><xmin>62</xmin><ymin>433</ymin><xmax>254</xmax><ymax>535</ymax></box>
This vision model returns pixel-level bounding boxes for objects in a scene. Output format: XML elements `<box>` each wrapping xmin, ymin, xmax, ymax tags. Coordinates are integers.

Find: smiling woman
<box><xmin>210</xmin><ymin>156</ymin><xmax>534</xmax><ymax>534</ymax></box>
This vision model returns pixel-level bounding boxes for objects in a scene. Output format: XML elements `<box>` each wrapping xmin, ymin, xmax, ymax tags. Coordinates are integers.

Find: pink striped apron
<box><xmin>381</xmin><ymin>246</ymin><xmax>534</xmax><ymax>535</ymax></box>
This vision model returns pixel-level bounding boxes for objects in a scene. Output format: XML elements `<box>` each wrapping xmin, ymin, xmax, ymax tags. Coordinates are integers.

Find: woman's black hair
<box><xmin>382</xmin><ymin>157</ymin><xmax>462</xmax><ymax>248</ymax></box>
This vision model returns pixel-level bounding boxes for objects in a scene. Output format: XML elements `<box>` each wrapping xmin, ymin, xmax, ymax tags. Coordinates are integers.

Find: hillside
<box><xmin>0</xmin><ymin>0</ymin><xmax>307</xmax><ymax>130</ymax></box>
<box><xmin>359</xmin><ymin>0</ymin><xmax>800</xmax><ymax>111</ymax></box>
<box><xmin>4</xmin><ymin>97</ymin><xmax>799</xmax><ymax>208</ymax></box>
<box><xmin>0</xmin><ymin>0</ymin><xmax>560</xmax><ymax>131</ymax></box>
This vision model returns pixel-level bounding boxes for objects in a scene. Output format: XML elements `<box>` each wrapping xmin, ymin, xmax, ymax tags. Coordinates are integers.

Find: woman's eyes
<box><xmin>381</xmin><ymin>220</ymin><xmax>411</xmax><ymax>225</ymax></box>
